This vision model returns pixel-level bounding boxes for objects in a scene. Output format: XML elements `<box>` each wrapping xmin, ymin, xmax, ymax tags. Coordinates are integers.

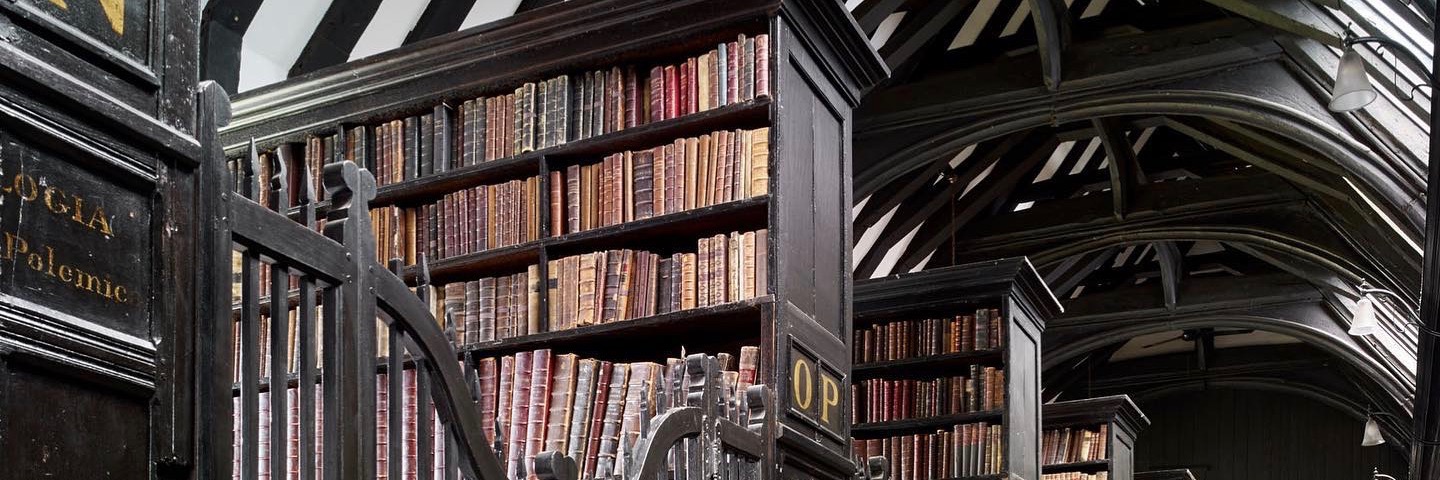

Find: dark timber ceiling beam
<box><xmin>1155</xmin><ymin>241</ymin><xmax>1184</xmax><ymax>309</ymax></box>
<box><xmin>852</xmin><ymin>0</ymin><xmax>909</xmax><ymax>35</ymax></box>
<box><xmin>289</xmin><ymin>0</ymin><xmax>387</xmax><ymax>78</ymax></box>
<box><xmin>878</xmin><ymin>0</ymin><xmax>975</xmax><ymax>71</ymax></box>
<box><xmin>892</xmin><ymin>137</ymin><xmax>1061</xmax><ymax>273</ymax></box>
<box><xmin>1198</xmin><ymin>0</ymin><xmax>1343</xmax><ymax>48</ymax></box>
<box><xmin>200</xmin><ymin>0</ymin><xmax>265</xmax><ymax>94</ymax></box>
<box><xmin>1092</xmin><ymin>118</ymin><xmax>1145</xmax><ymax>219</ymax></box>
<box><xmin>404</xmin><ymin>0</ymin><xmax>482</xmax><ymax>45</ymax></box>
<box><xmin>1045</xmin><ymin>247</ymin><xmax>1118</xmax><ymax>298</ymax></box>
<box><xmin>1160</xmin><ymin>117</ymin><xmax>1350</xmax><ymax>201</ymax></box>
<box><xmin>1043</xmin><ymin>341</ymin><xmax>1126</xmax><ymax>402</ymax></box>
<box><xmin>1029</xmin><ymin>0</ymin><xmax>1070</xmax><ymax>91</ymax></box>
<box><xmin>855</xmin><ymin>133</ymin><xmax>1026</xmax><ymax>277</ymax></box>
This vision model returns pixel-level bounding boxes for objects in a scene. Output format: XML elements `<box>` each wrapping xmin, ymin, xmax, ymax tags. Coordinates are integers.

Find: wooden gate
<box><xmin>197</xmin><ymin>83</ymin><xmax>506</xmax><ymax>480</ymax></box>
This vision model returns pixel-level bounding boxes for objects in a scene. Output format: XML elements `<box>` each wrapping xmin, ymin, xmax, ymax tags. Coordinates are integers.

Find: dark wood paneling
<box><xmin>0</xmin><ymin>357</ymin><xmax>149</xmax><ymax>478</ymax></box>
<box><xmin>1135</xmin><ymin>389</ymin><xmax>1409</xmax><ymax>480</ymax></box>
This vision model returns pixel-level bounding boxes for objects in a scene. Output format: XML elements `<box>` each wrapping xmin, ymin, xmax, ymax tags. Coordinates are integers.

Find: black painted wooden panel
<box><xmin>1134</xmin><ymin>389</ymin><xmax>1408</xmax><ymax>480</ymax></box>
<box><xmin>0</xmin><ymin>357</ymin><xmax>149</xmax><ymax>478</ymax></box>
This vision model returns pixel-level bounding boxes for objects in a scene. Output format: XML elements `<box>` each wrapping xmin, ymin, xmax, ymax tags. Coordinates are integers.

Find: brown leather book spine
<box><xmin>726</xmin><ymin>40</ymin><xmax>739</xmax><ymax>105</ymax></box>
<box><xmin>648</xmin><ymin>66</ymin><xmax>665</xmax><ymax>123</ymax></box>
<box><xmin>506</xmin><ymin>351</ymin><xmax>533</xmax><ymax>479</ymax></box>
<box><xmin>755</xmin><ymin>35</ymin><xmax>770</xmax><ymax>98</ymax></box>
<box><xmin>664</xmin><ymin>65</ymin><xmax>679</xmax><ymax>120</ymax></box>
<box><xmin>578</xmin><ymin>253</ymin><xmax>599</xmax><ymax>326</ymax></box>
<box><xmin>545</xmin><ymin>353</ymin><xmax>578</xmax><ymax>455</ymax></box>
<box><xmin>582</xmin><ymin>361</ymin><xmax>614</xmax><ymax>479</ymax></box>
<box><xmin>624</xmin><ymin>66</ymin><xmax>639</xmax><ymax>129</ymax></box>
<box><xmin>594</xmin><ymin>363</ymin><xmax>630</xmax><ymax>477</ymax></box>
<box><xmin>633</xmin><ymin>150</ymin><xmax>654</xmax><ymax>220</ymax></box>
<box><xmin>478</xmin><ymin>357</ymin><xmax>500</xmax><ymax>437</ymax></box>
<box><xmin>524</xmin><ymin>350</ymin><xmax>553</xmax><ymax>478</ymax></box>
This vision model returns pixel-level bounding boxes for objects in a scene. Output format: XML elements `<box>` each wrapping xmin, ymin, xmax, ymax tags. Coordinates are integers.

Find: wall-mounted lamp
<box><xmin>1328</xmin><ymin>33</ymin><xmax>1433</xmax><ymax>113</ymax></box>
<box><xmin>1362</xmin><ymin>414</ymin><xmax>1386</xmax><ymax>446</ymax></box>
<box><xmin>1346</xmin><ymin>281</ymin><xmax>1432</xmax><ymax>337</ymax></box>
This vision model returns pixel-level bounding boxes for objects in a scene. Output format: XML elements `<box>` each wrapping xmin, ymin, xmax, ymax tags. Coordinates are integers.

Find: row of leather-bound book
<box><xmin>853</xmin><ymin>308</ymin><xmax>1005</xmax><ymax>364</ymax></box>
<box><xmin>852</xmin><ymin>422</ymin><xmax>1006</xmax><ymax>480</ymax></box>
<box><xmin>271</xmin><ymin>33</ymin><xmax>772</xmax><ymax>203</ymax></box>
<box><xmin>232</xmin><ymin>347</ymin><xmax>759</xmax><ymax>480</ymax></box>
<box><xmin>432</xmin><ymin>229</ymin><xmax>768</xmax><ymax>346</ymax></box>
<box><xmin>851</xmin><ymin>365</ymin><xmax>1005</xmax><ymax>424</ymax></box>
<box><xmin>362</xmin><ymin>125</ymin><xmax>770</xmax><ymax>268</ymax></box>
<box><xmin>1043</xmin><ymin>425</ymin><xmax>1110</xmax><ymax>466</ymax></box>
<box><xmin>473</xmin><ymin>347</ymin><xmax>760</xmax><ymax>480</ymax></box>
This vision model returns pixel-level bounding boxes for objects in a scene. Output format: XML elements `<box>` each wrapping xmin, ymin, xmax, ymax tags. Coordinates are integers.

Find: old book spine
<box><xmin>594</xmin><ymin>363</ymin><xmax>630</xmax><ymax>477</ymax></box>
<box><xmin>718</xmin><ymin>43</ymin><xmax>730</xmax><ymax>106</ymax></box>
<box><xmin>506</xmin><ymin>351</ymin><xmax>533</xmax><ymax>479</ymax></box>
<box><xmin>679</xmin><ymin>60</ymin><xmax>691</xmax><ymax>117</ymax></box>
<box><xmin>633</xmin><ymin>150</ymin><xmax>654</xmax><ymax>220</ymax></box>
<box><xmin>524</xmin><ymin>350</ymin><xmax>552</xmax><ymax>479</ymax></box>
<box><xmin>478</xmin><ymin>357</ymin><xmax>500</xmax><ymax>438</ymax></box>
<box><xmin>527</xmin><ymin>265</ymin><xmax>542</xmax><ymax>336</ymax></box>
<box><xmin>624</xmin><ymin>66</ymin><xmax>639</xmax><ymax>129</ymax></box>
<box><xmin>755</xmin><ymin>34</ymin><xmax>770</xmax><ymax>98</ymax></box>
<box><xmin>726</xmin><ymin>40</ymin><xmax>739</xmax><ymax>105</ymax></box>
<box><xmin>544</xmin><ymin>353</ymin><xmax>578</xmax><ymax>456</ymax></box>
<box><xmin>656</xmin><ymin>258</ymin><xmax>674</xmax><ymax>315</ymax></box>
<box><xmin>582</xmin><ymin>361</ymin><xmax>614</xmax><ymax>479</ymax></box>
<box><xmin>497</xmin><ymin>355</ymin><xmax>516</xmax><ymax>451</ymax></box>
<box><xmin>566</xmin><ymin>359</ymin><xmax>598</xmax><ymax>462</ymax></box>
<box><xmin>577</xmin><ymin>253</ymin><xmax>598</xmax><ymax>327</ymax></box>
<box><xmin>653</xmin><ymin>146</ymin><xmax>666</xmax><ymax>216</ymax></box>
<box><xmin>664</xmin><ymin>65</ymin><xmax>679</xmax><ymax>120</ymax></box>
<box><xmin>743</xmin><ymin>35</ymin><xmax>755</xmax><ymax>101</ymax></box>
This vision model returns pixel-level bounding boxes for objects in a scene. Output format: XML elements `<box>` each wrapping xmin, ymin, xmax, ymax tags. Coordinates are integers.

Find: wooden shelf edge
<box><xmin>853</xmin><ymin>410</ymin><xmax>1004</xmax><ymax>436</ymax></box>
<box><xmin>1042</xmin><ymin>459</ymin><xmax>1112</xmax><ymax>473</ymax></box>
<box><xmin>853</xmin><ymin>349</ymin><xmax>1004</xmax><ymax>378</ymax></box>
<box><xmin>457</xmin><ymin>295</ymin><xmax>774</xmax><ymax>357</ymax></box>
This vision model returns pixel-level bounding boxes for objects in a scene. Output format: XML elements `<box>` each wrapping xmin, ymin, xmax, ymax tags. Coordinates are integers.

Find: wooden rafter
<box><xmin>856</xmin><ymin>132</ymin><xmax>1028</xmax><ymax>277</ymax></box>
<box><xmin>892</xmin><ymin>136</ymin><xmax>1061</xmax><ymax>272</ymax></box>
<box><xmin>201</xmin><ymin>0</ymin><xmax>266</xmax><ymax>94</ymax></box>
<box><xmin>1029</xmin><ymin>0</ymin><xmax>1070</xmax><ymax>90</ymax></box>
<box><xmin>852</xmin><ymin>0</ymin><xmax>910</xmax><ymax>34</ymax></box>
<box><xmin>1092</xmin><ymin>118</ymin><xmax>1146</xmax><ymax>219</ymax></box>
<box><xmin>1160</xmin><ymin>117</ymin><xmax>1349</xmax><ymax>201</ymax></box>
<box><xmin>878</xmin><ymin>0</ymin><xmax>977</xmax><ymax>71</ymax></box>
<box><xmin>404</xmin><ymin>0</ymin><xmax>482</xmax><ymax>45</ymax></box>
<box><xmin>289</xmin><ymin>0</ymin><xmax>388</xmax><ymax>78</ymax></box>
<box><xmin>1155</xmin><ymin>240</ymin><xmax>1184</xmax><ymax>309</ymax></box>
<box><xmin>1046</xmin><ymin>246</ymin><xmax>1120</xmax><ymax>297</ymax></box>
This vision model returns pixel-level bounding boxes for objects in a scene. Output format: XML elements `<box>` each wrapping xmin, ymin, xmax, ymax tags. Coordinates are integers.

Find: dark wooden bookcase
<box><xmin>1042</xmin><ymin>395</ymin><xmax>1150</xmax><ymax>480</ymax></box>
<box><xmin>852</xmin><ymin>258</ymin><xmax>1060</xmax><ymax>480</ymax></box>
<box><xmin>1135</xmin><ymin>469</ymin><xmax>1196</xmax><ymax>480</ymax></box>
<box><xmin>219</xmin><ymin>1</ymin><xmax>887</xmax><ymax>478</ymax></box>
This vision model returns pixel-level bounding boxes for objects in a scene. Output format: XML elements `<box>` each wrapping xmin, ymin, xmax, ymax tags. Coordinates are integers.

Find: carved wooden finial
<box><xmin>745</xmin><ymin>384</ymin><xmax>767</xmax><ymax>434</ymax></box>
<box><xmin>533</xmin><ymin>451</ymin><xmax>578</xmax><ymax>480</ymax></box>
<box><xmin>321</xmin><ymin>160</ymin><xmax>361</xmax><ymax>206</ymax></box>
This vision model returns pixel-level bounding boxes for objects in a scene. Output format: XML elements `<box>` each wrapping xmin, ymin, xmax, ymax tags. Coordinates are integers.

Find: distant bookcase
<box><xmin>220</xmin><ymin>0</ymin><xmax>887</xmax><ymax>478</ymax></box>
<box><xmin>1042</xmin><ymin>395</ymin><xmax>1150</xmax><ymax>480</ymax></box>
<box><xmin>851</xmin><ymin>258</ymin><xmax>1060</xmax><ymax>480</ymax></box>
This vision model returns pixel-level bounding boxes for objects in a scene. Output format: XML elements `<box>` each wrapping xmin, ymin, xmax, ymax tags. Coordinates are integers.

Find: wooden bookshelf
<box><xmin>220</xmin><ymin>0</ymin><xmax>887</xmax><ymax>478</ymax></box>
<box><xmin>852</xmin><ymin>258</ymin><xmax>1060</xmax><ymax>480</ymax></box>
<box><xmin>1043</xmin><ymin>395</ymin><xmax>1150</xmax><ymax>480</ymax></box>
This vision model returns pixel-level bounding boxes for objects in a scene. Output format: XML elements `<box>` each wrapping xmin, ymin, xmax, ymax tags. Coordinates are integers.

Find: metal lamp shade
<box><xmin>1362</xmin><ymin>416</ymin><xmax>1385</xmax><ymax>446</ymax></box>
<box><xmin>1348</xmin><ymin>295</ymin><xmax>1380</xmax><ymax>337</ymax></box>
<box><xmin>1329</xmin><ymin>48</ymin><xmax>1378</xmax><ymax>112</ymax></box>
